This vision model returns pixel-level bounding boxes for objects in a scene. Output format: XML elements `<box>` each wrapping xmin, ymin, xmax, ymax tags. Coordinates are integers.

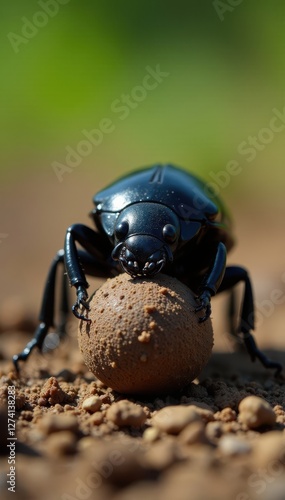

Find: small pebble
<box><xmin>205</xmin><ymin>421</ymin><xmax>224</xmax><ymax>442</ymax></box>
<box><xmin>218</xmin><ymin>435</ymin><xmax>252</xmax><ymax>456</ymax></box>
<box><xmin>151</xmin><ymin>405</ymin><xmax>201</xmax><ymax>434</ymax></box>
<box><xmin>238</xmin><ymin>396</ymin><xmax>276</xmax><ymax>428</ymax></box>
<box><xmin>143</xmin><ymin>440</ymin><xmax>181</xmax><ymax>470</ymax></box>
<box><xmin>82</xmin><ymin>395</ymin><xmax>102</xmax><ymax>413</ymax></box>
<box><xmin>178</xmin><ymin>421</ymin><xmax>209</xmax><ymax>445</ymax></box>
<box><xmin>87</xmin><ymin>411</ymin><xmax>104</xmax><ymax>426</ymax></box>
<box><xmin>106</xmin><ymin>400</ymin><xmax>147</xmax><ymax>427</ymax></box>
<box><xmin>77</xmin><ymin>436</ymin><xmax>97</xmax><ymax>452</ymax></box>
<box><xmin>188</xmin><ymin>403</ymin><xmax>215</xmax><ymax>422</ymax></box>
<box><xmin>143</xmin><ymin>427</ymin><xmax>161</xmax><ymax>443</ymax></box>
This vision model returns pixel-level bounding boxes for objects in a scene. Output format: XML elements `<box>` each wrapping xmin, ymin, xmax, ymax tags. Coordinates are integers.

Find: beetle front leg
<box><xmin>195</xmin><ymin>242</ymin><xmax>227</xmax><ymax>322</ymax></box>
<box><xmin>72</xmin><ymin>285</ymin><xmax>91</xmax><ymax>322</ymax></box>
<box><xmin>64</xmin><ymin>224</ymin><xmax>112</xmax><ymax>322</ymax></box>
<box><xmin>195</xmin><ymin>289</ymin><xmax>212</xmax><ymax>322</ymax></box>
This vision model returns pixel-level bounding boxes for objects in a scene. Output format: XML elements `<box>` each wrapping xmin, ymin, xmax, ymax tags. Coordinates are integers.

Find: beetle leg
<box><xmin>242</xmin><ymin>332</ymin><xmax>282</xmax><ymax>376</ymax></box>
<box><xmin>64</xmin><ymin>224</ymin><xmax>113</xmax><ymax>320</ymax></box>
<box><xmin>72</xmin><ymin>285</ymin><xmax>91</xmax><ymax>322</ymax></box>
<box><xmin>13</xmin><ymin>239</ymin><xmax>116</xmax><ymax>370</ymax></box>
<box><xmin>195</xmin><ymin>289</ymin><xmax>212</xmax><ymax>322</ymax></box>
<box><xmin>195</xmin><ymin>242</ymin><xmax>227</xmax><ymax>322</ymax></box>
<box><xmin>218</xmin><ymin>266</ymin><xmax>283</xmax><ymax>376</ymax></box>
<box><xmin>13</xmin><ymin>249</ymin><xmax>66</xmax><ymax>372</ymax></box>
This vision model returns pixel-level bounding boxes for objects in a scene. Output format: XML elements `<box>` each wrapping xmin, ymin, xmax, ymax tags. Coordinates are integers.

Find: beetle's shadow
<box><xmin>131</xmin><ymin>348</ymin><xmax>285</xmax><ymax>407</ymax></box>
<box><xmin>199</xmin><ymin>348</ymin><xmax>285</xmax><ymax>382</ymax></box>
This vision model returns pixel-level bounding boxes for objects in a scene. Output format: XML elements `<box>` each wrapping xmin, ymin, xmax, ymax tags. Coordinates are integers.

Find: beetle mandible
<box><xmin>13</xmin><ymin>164</ymin><xmax>282</xmax><ymax>375</ymax></box>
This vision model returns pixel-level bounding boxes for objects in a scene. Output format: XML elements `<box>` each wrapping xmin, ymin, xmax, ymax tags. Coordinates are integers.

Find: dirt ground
<box><xmin>1</xmin><ymin>171</ymin><xmax>285</xmax><ymax>500</ymax></box>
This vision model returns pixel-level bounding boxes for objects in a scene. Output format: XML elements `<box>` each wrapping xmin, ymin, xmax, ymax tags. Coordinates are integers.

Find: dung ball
<box><xmin>78</xmin><ymin>273</ymin><xmax>213</xmax><ymax>395</ymax></box>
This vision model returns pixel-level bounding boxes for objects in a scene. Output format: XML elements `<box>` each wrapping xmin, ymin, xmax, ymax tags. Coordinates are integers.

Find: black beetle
<box><xmin>13</xmin><ymin>164</ymin><xmax>282</xmax><ymax>375</ymax></box>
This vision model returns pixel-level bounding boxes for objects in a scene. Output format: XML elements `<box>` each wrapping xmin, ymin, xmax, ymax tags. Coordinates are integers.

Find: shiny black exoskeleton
<box><xmin>13</xmin><ymin>165</ymin><xmax>282</xmax><ymax>375</ymax></box>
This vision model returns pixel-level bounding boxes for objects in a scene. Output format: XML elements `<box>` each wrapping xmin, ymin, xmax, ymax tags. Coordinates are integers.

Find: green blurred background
<box><xmin>1</xmin><ymin>1</ymin><xmax>285</xmax><ymax>347</ymax></box>
<box><xmin>1</xmin><ymin>1</ymin><xmax>285</xmax><ymax>187</ymax></box>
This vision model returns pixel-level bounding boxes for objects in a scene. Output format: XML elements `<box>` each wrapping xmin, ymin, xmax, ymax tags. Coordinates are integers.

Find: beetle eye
<box><xmin>163</xmin><ymin>224</ymin><xmax>177</xmax><ymax>243</ymax></box>
<box><xmin>115</xmin><ymin>221</ymin><xmax>129</xmax><ymax>240</ymax></box>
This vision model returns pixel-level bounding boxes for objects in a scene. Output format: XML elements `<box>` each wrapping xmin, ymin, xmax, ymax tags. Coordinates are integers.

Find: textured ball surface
<box><xmin>78</xmin><ymin>273</ymin><xmax>214</xmax><ymax>395</ymax></box>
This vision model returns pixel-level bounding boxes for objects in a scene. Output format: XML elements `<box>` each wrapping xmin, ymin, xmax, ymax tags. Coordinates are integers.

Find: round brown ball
<box><xmin>78</xmin><ymin>273</ymin><xmax>214</xmax><ymax>395</ymax></box>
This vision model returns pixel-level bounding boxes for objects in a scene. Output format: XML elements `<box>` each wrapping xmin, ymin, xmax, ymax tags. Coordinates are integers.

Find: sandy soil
<box><xmin>0</xmin><ymin>322</ymin><xmax>285</xmax><ymax>500</ymax></box>
<box><xmin>1</xmin><ymin>172</ymin><xmax>285</xmax><ymax>500</ymax></box>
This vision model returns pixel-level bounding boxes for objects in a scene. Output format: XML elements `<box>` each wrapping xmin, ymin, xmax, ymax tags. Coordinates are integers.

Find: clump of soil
<box><xmin>78</xmin><ymin>274</ymin><xmax>213</xmax><ymax>394</ymax></box>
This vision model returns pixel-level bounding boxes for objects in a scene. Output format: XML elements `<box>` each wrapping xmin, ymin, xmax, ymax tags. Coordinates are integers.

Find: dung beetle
<box><xmin>13</xmin><ymin>164</ymin><xmax>282</xmax><ymax>375</ymax></box>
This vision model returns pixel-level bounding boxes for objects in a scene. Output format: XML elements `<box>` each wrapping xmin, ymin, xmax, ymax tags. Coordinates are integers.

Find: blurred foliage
<box><xmin>1</xmin><ymin>0</ymin><xmax>285</xmax><ymax>197</ymax></box>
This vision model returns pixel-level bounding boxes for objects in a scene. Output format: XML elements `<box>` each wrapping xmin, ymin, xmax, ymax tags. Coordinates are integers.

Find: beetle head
<box><xmin>111</xmin><ymin>202</ymin><xmax>180</xmax><ymax>277</ymax></box>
